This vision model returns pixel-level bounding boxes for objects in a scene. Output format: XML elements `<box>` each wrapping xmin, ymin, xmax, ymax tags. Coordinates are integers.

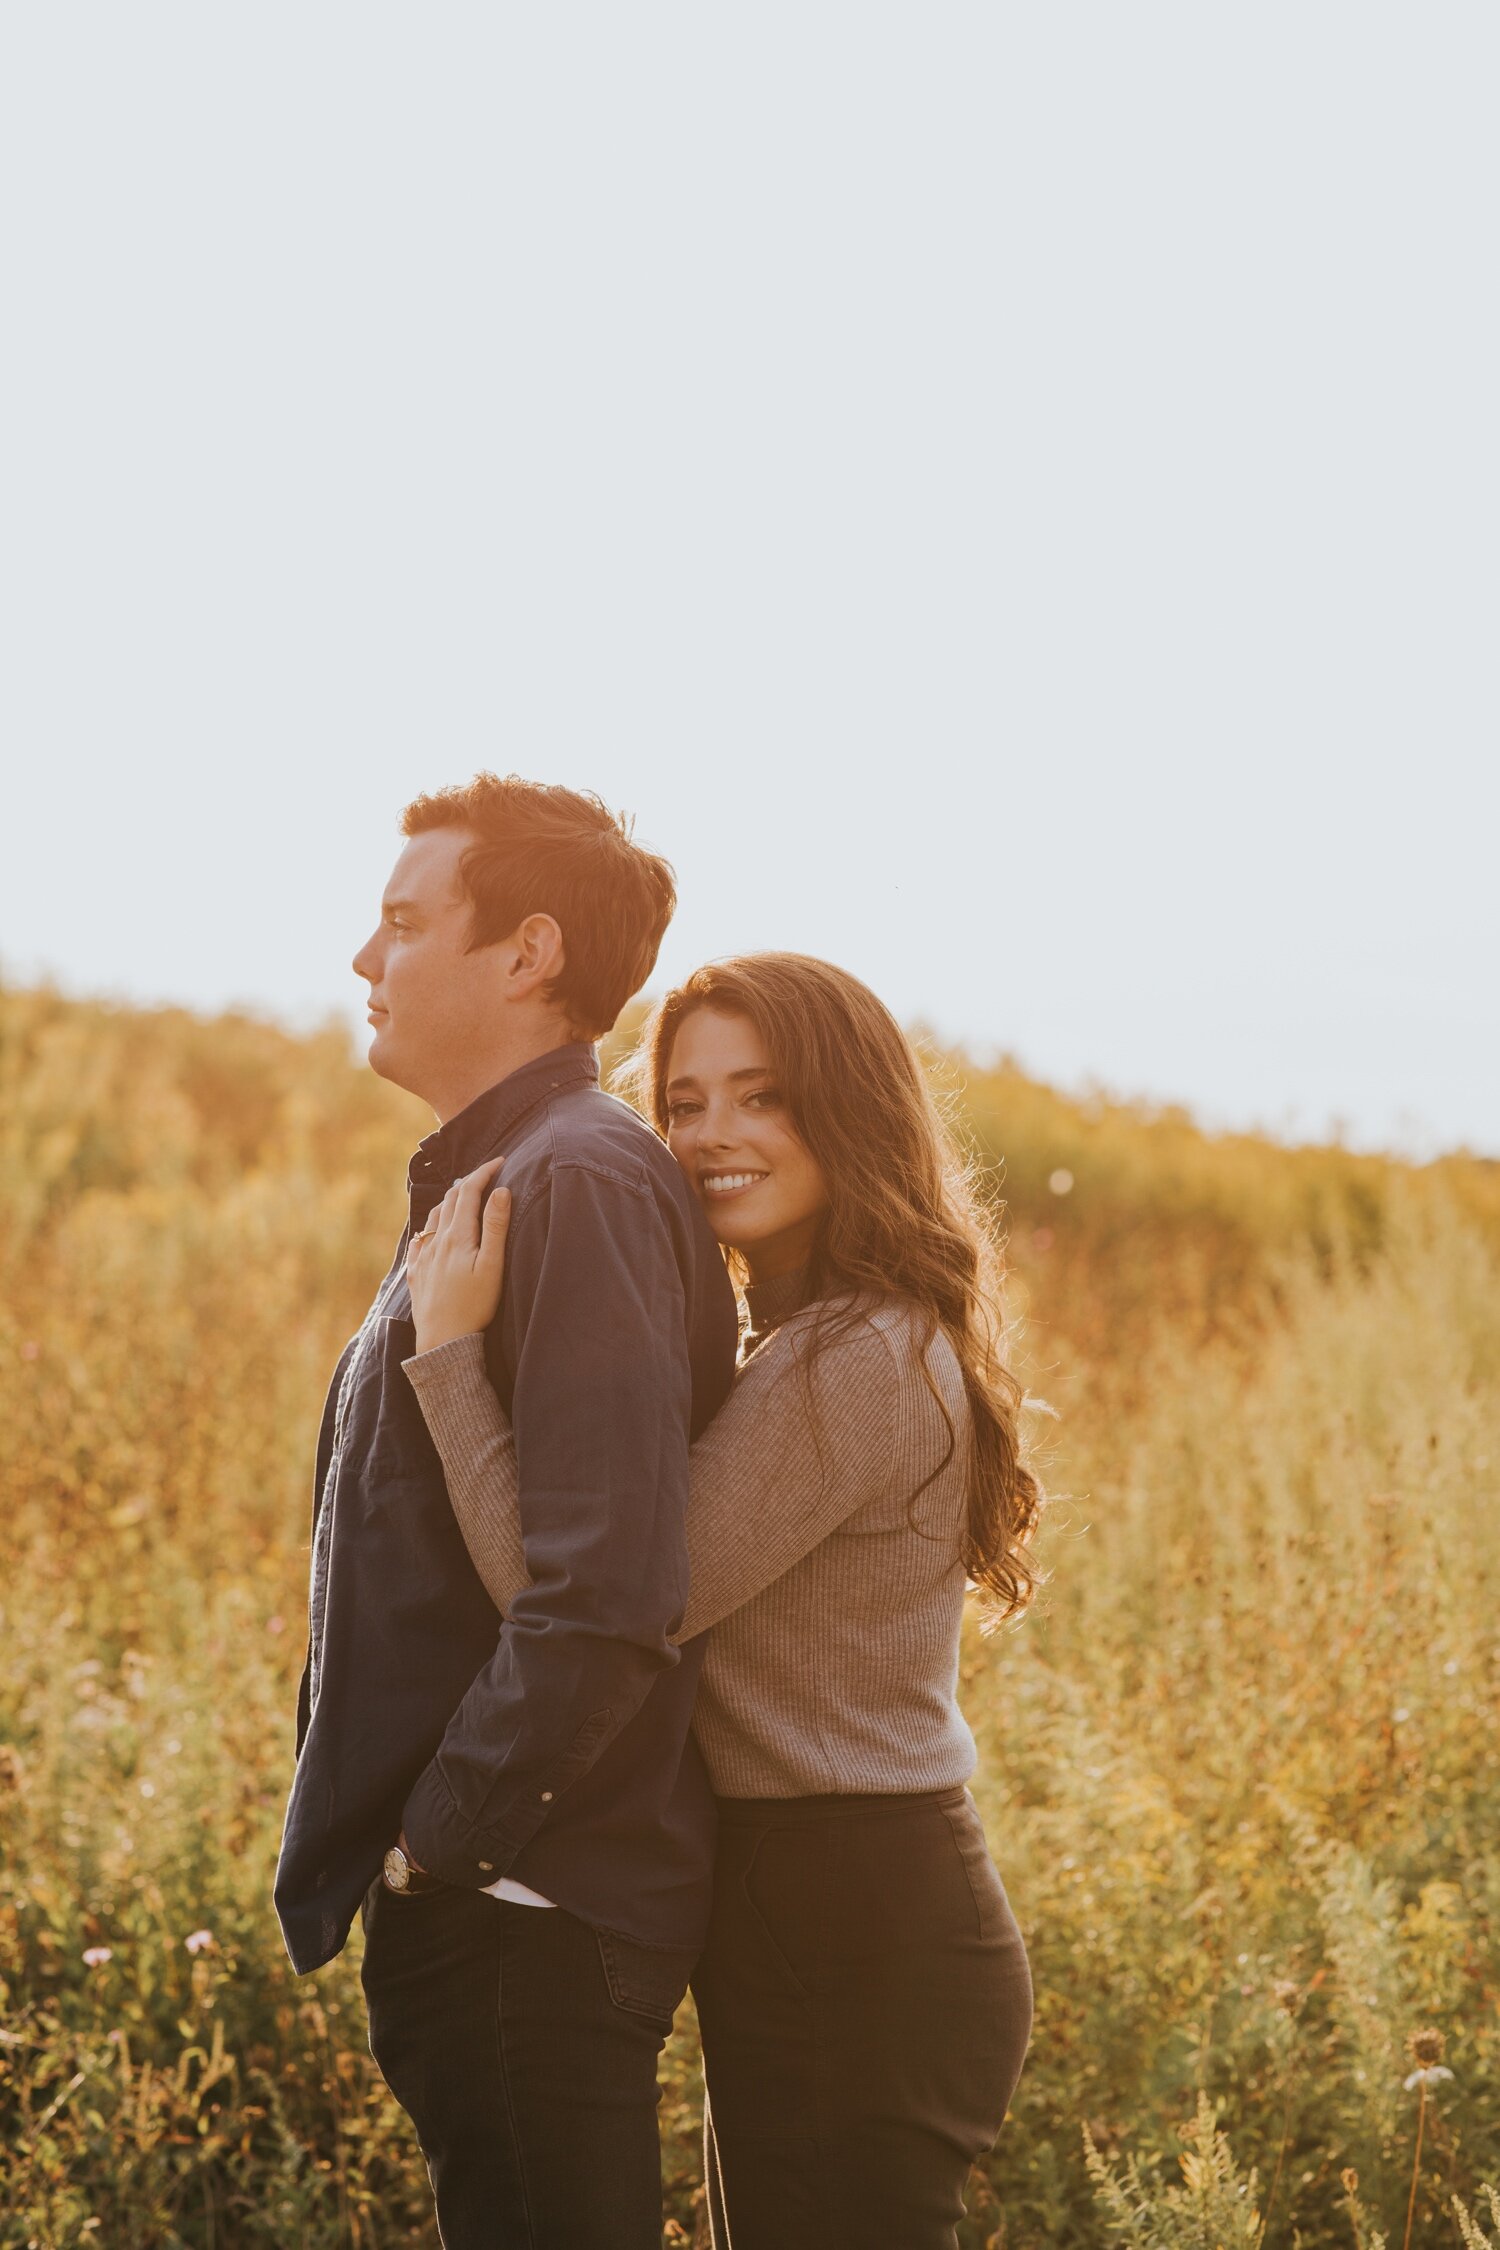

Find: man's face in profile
<box><xmin>352</xmin><ymin>827</ymin><xmax>499</xmax><ymax>1106</ymax></box>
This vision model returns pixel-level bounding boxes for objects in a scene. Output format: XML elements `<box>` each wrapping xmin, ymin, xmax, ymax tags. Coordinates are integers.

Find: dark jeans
<box><xmin>692</xmin><ymin>1787</ymin><xmax>1033</xmax><ymax>2250</ymax></box>
<box><xmin>359</xmin><ymin>1879</ymin><xmax>695</xmax><ymax>2249</ymax></box>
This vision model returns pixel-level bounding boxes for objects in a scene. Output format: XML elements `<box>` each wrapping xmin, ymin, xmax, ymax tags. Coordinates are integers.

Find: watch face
<box><xmin>383</xmin><ymin>1845</ymin><xmax>410</xmax><ymax>1892</ymax></box>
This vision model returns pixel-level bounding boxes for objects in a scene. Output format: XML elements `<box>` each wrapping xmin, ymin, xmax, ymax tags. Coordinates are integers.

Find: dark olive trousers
<box><xmin>692</xmin><ymin>1787</ymin><xmax>1033</xmax><ymax>2250</ymax></box>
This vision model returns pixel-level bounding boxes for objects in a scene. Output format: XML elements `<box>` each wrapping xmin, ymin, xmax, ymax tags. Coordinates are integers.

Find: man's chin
<box><xmin>365</xmin><ymin>1026</ymin><xmax>401</xmax><ymax>1085</ymax></box>
<box><xmin>365</xmin><ymin>1024</ymin><xmax>433</xmax><ymax>1107</ymax></box>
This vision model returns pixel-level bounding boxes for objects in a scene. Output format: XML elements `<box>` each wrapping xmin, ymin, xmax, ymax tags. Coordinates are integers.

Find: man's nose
<box><xmin>352</xmin><ymin>934</ymin><xmax>379</xmax><ymax>982</ymax></box>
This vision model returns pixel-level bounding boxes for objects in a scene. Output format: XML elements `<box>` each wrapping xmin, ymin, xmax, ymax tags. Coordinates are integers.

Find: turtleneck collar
<box><xmin>741</xmin><ymin>1265</ymin><xmax>816</xmax><ymax>1355</ymax></box>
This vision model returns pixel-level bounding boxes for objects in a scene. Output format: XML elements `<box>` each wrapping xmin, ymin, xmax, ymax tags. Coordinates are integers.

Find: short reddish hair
<box><xmin>401</xmin><ymin>773</ymin><xmax>676</xmax><ymax>1039</ymax></box>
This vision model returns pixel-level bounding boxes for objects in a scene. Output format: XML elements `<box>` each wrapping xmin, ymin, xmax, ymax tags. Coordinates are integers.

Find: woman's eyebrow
<box><xmin>665</xmin><ymin>1067</ymin><xmax>771</xmax><ymax>1093</ymax></box>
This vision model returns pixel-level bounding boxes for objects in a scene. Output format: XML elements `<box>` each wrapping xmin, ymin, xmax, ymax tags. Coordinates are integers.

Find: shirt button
<box><xmin>478</xmin><ymin>1860</ymin><xmax>494</xmax><ymax>1872</ymax></box>
<box><xmin>540</xmin><ymin>1791</ymin><xmax>553</xmax><ymax>1803</ymax></box>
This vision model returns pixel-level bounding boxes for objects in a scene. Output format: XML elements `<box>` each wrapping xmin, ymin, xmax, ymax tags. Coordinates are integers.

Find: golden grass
<box><xmin>1</xmin><ymin>983</ymin><xmax>1495</xmax><ymax>2246</ymax></box>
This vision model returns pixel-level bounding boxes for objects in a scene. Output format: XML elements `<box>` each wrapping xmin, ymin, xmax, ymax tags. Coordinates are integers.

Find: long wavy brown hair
<box><xmin>624</xmin><ymin>953</ymin><xmax>1043</xmax><ymax>1620</ymax></box>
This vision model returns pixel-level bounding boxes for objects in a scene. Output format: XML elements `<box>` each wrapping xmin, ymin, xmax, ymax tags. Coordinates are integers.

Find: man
<box><xmin>275</xmin><ymin>774</ymin><xmax>739</xmax><ymax>2248</ymax></box>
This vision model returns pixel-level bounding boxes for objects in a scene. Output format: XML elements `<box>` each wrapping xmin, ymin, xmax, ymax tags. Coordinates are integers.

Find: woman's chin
<box><xmin>707</xmin><ymin>1218</ymin><xmax>762</xmax><ymax>1257</ymax></box>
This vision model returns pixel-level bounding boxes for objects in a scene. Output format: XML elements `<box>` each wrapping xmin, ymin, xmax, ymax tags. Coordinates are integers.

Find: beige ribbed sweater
<box><xmin>402</xmin><ymin>1272</ymin><xmax>978</xmax><ymax>1798</ymax></box>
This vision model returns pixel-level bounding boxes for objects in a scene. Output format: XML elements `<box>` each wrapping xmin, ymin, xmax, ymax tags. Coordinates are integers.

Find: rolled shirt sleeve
<box><xmin>400</xmin><ymin>1157</ymin><xmax>693</xmax><ymax>1886</ymax></box>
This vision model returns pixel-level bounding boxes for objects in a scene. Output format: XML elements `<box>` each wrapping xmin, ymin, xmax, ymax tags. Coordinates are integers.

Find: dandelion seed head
<box><xmin>1407</xmin><ymin>2026</ymin><xmax>1445</xmax><ymax>2067</ymax></box>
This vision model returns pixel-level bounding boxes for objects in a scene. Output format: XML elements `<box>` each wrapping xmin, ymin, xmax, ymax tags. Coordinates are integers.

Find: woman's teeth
<box><xmin>703</xmin><ymin>1173</ymin><xmax>767</xmax><ymax>1195</ymax></box>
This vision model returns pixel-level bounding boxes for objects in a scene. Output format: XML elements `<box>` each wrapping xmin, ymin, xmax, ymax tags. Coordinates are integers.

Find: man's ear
<box><xmin>502</xmin><ymin>912</ymin><xmax>567</xmax><ymax>1001</ymax></box>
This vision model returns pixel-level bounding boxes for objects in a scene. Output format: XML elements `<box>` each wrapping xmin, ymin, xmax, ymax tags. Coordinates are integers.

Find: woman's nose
<box><xmin>705</xmin><ymin>1099</ymin><xmax>749</xmax><ymax>1140</ymax></box>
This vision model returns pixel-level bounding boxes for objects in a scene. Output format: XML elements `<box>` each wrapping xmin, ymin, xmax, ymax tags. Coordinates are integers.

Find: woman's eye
<box><xmin>666</xmin><ymin>1102</ymin><xmax>701</xmax><ymax>1122</ymax></box>
<box><xmin>745</xmin><ymin>1089</ymin><xmax>781</xmax><ymax>1108</ymax></box>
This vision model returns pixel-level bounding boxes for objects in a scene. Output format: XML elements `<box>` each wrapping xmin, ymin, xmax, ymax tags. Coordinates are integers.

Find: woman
<box><xmin>403</xmin><ymin>953</ymin><xmax>1039</xmax><ymax>2249</ymax></box>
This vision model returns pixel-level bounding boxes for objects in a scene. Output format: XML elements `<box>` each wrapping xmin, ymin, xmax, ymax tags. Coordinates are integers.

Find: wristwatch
<box><xmin>382</xmin><ymin>1841</ymin><xmax>443</xmax><ymax>1895</ymax></box>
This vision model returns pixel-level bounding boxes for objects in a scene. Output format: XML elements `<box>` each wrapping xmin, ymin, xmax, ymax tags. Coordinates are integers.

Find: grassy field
<box><xmin>1</xmin><ymin>983</ymin><xmax>1496</xmax><ymax>2248</ymax></box>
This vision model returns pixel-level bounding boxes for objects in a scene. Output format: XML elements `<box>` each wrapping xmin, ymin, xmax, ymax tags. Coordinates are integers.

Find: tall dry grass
<box><xmin>1</xmin><ymin>983</ymin><xmax>1495</xmax><ymax>2246</ymax></box>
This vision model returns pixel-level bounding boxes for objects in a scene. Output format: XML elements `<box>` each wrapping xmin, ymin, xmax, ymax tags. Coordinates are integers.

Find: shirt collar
<box><xmin>408</xmin><ymin>1041</ymin><xmax>599</xmax><ymax>1193</ymax></box>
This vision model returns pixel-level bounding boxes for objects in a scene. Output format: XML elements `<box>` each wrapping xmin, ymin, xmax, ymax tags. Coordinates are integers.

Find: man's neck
<box><xmin>428</xmin><ymin>1024</ymin><xmax>583</xmax><ymax>1126</ymax></box>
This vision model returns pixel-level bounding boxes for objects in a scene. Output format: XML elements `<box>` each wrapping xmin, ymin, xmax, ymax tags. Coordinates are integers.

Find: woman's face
<box><xmin>663</xmin><ymin>1007</ymin><xmax>830</xmax><ymax>1280</ymax></box>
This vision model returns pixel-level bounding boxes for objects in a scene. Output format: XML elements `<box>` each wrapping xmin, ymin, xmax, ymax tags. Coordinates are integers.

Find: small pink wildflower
<box><xmin>184</xmin><ymin>1928</ymin><xmax>215</xmax><ymax>1955</ymax></box>
<box><xmin>266</xmin><ymin>1615</ymin><xmax>285</xmax><ymax>1635</ymax></box>
<box><xmin>82</xmin><ymin>1946</ymin><xmax>112</xmax><ymax>1968</ymax></box>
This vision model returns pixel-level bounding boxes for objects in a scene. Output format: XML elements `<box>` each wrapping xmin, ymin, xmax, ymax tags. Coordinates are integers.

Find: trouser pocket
<box><xmin>940</xmin><ymin>1792</ymin><xmax>1013</xmax><ymax>1942</ymax></box>
<box><xmin>594</xmin><ymin>1927</ymin><xmax>696</xmax><ymax>2033</ymax></box>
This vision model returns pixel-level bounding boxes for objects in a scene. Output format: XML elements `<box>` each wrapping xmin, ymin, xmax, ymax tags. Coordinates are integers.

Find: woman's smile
<box><xmin>700</xmin><ymin>1170</ymin><xmax>770</xmax><ymax>1200</ymax></box>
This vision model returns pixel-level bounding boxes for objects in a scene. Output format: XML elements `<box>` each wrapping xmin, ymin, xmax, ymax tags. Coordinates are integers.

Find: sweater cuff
<box><xmin>401</xmin><ymin>1330</ymin><xmax>490</xmax><ymax>1395</ymax></box>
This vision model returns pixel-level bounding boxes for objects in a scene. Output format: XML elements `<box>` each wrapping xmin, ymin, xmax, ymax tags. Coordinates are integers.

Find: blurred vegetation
<box><xmin>0</xmin><ymin>981</ymin><xmax>1495</xmax><ymax>2247</ymax></box>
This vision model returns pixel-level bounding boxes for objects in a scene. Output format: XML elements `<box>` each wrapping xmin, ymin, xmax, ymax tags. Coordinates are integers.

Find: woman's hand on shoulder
<box><xmin>406</xmin><ymin>1157</ymin><xmax>512</xmax><ymax>1355</ymax></box>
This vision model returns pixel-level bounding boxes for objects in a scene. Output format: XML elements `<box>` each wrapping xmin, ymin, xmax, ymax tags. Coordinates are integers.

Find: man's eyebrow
<box><xmin>664</xmin><ymin>1067</ymin><xmax>773</xmax><ymax>1093</ymax></box>
<box><xmin>380</xmin><ymin>897</ymin><xmax>423</xmax><ymax>918</ymax></box>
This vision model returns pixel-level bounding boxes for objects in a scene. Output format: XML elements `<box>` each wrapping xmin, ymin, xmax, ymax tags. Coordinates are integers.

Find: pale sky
<box><xmin>3</xmin><ymin>8</ymin><xmax>1496</xmax><ymax>1156</ymax></box>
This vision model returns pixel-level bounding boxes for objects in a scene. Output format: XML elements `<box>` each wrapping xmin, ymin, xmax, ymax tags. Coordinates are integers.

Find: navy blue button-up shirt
<box><xmin>274</xmin><ymin>1042</ymin><xmax>739</xmax><ymax>1976</ymax></box>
